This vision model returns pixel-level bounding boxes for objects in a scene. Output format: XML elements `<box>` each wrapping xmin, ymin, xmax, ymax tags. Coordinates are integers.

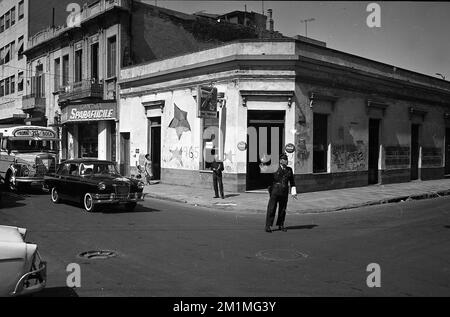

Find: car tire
<box><xmin>83</xmin><ymin>193</ymin><xmax>97</xmax><ymax>212</ymax></box>
<box><xmin>125</xmin><ymin>202</ymin><xmax>137</xmax><ymax>211</ymax></box>
<box><xmin>51</xmin><ymin>187</ymin><xmax>61</xmax><ymax>204</ymax></box>
<box><xmin>6</xmin><ymin>172</ymin><xmax>17</xmax><ymax>192</ymax></box>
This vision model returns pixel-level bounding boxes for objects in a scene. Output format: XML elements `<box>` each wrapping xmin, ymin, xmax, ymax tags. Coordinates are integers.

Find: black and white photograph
<box><xmin>0</xmin><ymin>0</ymin><xmax>449</xmax><ymax>307</ymax></box>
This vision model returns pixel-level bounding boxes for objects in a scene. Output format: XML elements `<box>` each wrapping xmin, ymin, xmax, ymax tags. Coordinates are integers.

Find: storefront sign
<box><xmin>237</xmin><ymin>141</ymin><xmax>247</xmax><ymax>151</ymax></box>
<box><xmin>61</xmin><ymin>103</ymin><xmax>117</xmax><ymax>123</ymax></box>
<box><xmin>285</xmin><ymin>143</ymin><xmax>296</xmax><ymax>153</ymax></box>
<box><xmin>13</xmin><ymin>128</ymin><xmax>56</xmax><ymax>139</ymax></box>
<box><xmin>197</xmin><ymin>86</ymin><xmax>218</xmax><ymax>118</ymax></box>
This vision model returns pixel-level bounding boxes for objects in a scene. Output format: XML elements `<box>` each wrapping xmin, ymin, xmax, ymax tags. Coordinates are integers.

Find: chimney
<box><xmin>267</xmin><ymin>9</ymin><xmax>273</xmax><ymax>32</ymax></box>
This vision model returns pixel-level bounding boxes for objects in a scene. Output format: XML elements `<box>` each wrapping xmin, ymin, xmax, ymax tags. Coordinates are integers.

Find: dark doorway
<box><xmin>148</xmin><ymin>117</ymin><xmax>161</xmax><ymax>180</ymax></box>
<box><xmin>246</xmin><ymin>110</ymin><xmax>285</xmax><ymax>191</ymax></box>
<box><xmin>368</xmin><ymin>119</ymin><xmax>380</xmax><ymax>184</ymax></box>
<box><xmin>446</xmin><ymin>128</ymin><xmax>450</xmax><ymax>175</ymax></box>
<box><xmin>120</xmin><ymin>132</ymin><xmax>130</xmax><ymax>176</ymax></box>
<box><xmin>411</xmin><ymin>124</ymin><xmax>420</xmax><ymax>180</ymax></box>
<box><xmin>313</xmin><ymin>113</ymin><xmax>328</xmax><ymax>173</ymax></box>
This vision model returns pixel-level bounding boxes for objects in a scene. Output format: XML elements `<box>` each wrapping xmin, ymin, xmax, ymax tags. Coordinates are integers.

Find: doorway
<box><xmin>411</xmin><ymin>124</ymin><xmax>420</xmax><ymax>180</ymax></box>
<box><xmin>147</xmin><ymin>117</ymin><xmax>161</xmax><ymax>180</ymax></box>
<box><xmin>120</xmin><ymin>132</ymin><xmax>130</xmax><ymax>176</ymax></box>
<box><xmin>246</xmin><ymin>110</ymin><xmax>285</xmax><ymax>191</ymax></box>
<box><xmin>368</xmin><ymin>119</ymin><xmax>380</xmax><ymax>184</ymax></box>
<box><xmin>445</xmin><ymin>128</ymin><xmax>450</xmax><ymax>175</ymax></box>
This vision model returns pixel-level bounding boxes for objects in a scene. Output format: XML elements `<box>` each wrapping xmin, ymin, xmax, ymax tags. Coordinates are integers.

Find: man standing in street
<box><xmin>211</xmin><ymin>152</ymin><xmax>225</xmax><ymax>199</ymax></box>
<box><xmin>265</xmin><ymin>153</ymin><xmax>297</xmax><ymax>232</ymax></box>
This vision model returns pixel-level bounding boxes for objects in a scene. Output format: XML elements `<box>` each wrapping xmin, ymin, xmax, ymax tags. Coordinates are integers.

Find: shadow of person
<box><xmin>29</xmin><ymin>287</ymin><xmax>79</xmax><ymax>297</ymax></box>
<box><xmin>284</xmin><ymin>224</ymin><xmax>318</xmax><ymax>230</ymax></box>
<box><xmin>224</xmin><ymin>194</ymin><xmax>240</xmax><ymax>199</ymax></box>
<box><xmin>445</xmin><ymin>225</ymin><xmax>450</xmax><ymax>229</ymax></box>
<box><xmin>100</xmin><ymin>204</ymin><xmax>160</xmax><ymax>214</ymax></box>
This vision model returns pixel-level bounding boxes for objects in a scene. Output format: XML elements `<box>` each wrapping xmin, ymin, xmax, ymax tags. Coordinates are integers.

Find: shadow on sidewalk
<box><xmin>285</xmin><ymin>224</ymin><xmax>318</xmax><ymax>230</ymax></box>
<box><xmin>224</xmin><ymin>194</ymin><xmax>240</xmax><ymax>199</ymax></box>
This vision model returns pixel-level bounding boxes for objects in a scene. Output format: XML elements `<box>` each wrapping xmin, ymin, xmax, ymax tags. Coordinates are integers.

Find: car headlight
<box><xmin>137</xmin><ymin>182</ymin><xmax>145</xmax><ymax>189</ymax></box>
<box><xmin>98</xmin><ymin>182</ymin><xmax>106</xmax><ymax>191</ymax></box>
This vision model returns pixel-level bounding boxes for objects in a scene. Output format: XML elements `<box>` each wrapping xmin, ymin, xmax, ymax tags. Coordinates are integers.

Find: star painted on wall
<box><xmin>169</xmin><ymin>103</ymin><xmax>191</xmax><ymax>140</ymax></box>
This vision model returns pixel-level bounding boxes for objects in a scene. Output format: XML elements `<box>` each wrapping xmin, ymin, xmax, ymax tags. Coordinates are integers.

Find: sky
<box><xmin>142</xmin><ymin>1</ymin><xmax>450</xmax><ymax>80</ymax></box>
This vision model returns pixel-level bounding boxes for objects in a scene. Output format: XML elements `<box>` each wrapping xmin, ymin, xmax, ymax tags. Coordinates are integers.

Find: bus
<box><xmin>0</xmin><ymin>125</ymin><xmax>60</xmax><ymax>191</ymax></box>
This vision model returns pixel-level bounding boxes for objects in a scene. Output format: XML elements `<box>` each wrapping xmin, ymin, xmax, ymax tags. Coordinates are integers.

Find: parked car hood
<box><xmin>0</xmin><ymin>226</ymin><xmax>26</xmax><ymax>243</ymax></box>
<box><xmin>87</xmin><ymin>175</ymin><xmax>136</xmax><ymax>184</ymax></box>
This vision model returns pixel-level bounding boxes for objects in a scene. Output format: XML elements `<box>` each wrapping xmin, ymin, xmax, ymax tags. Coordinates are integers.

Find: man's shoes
<box><xmin>265</xmin><ymin>227</ymin><xmax>272</xmax><ymax>233</ymax></box>
<box><xmin>279</xmin><ymin>226</ymin><xmax>287</xmax><ymax>232</ymax></box>
<box><xmin>221</xmin><ymin>196</ymin><xmax>225</xmax><ymax>199</ymax></box>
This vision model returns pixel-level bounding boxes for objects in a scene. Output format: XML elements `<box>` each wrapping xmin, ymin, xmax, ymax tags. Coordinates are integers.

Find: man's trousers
<box><xmin>266</xmin><ymin>193</ymin><xmax>288</xmax><ymax>227</ymax></box>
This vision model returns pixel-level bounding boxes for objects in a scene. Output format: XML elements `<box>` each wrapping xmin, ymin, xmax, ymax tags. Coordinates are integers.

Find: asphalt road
<box><xmin>1</xmin><ymin>188</ymin><xmax>449</xmax><ymax>297</ymax></box>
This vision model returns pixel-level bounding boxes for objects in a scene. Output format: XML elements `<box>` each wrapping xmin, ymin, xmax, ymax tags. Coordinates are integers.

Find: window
<box><xmin>54</xmin><ymin>58</ymin><xmax>60</xmax><ymax>91</ymax></box>
<box><xmin>202</xmin><ymin>114</ymin><xmax>220</xmax><ymax>170</ymax></box>
<box><xmin>11</xmin><ymin>7</ymin><xmax>15</xmax><ymax>26</ymax></box>
<box><xmin>5</xmin><ymin>77</ymin><xmax>10</xmax><ymax>95</ymax></box>
<box><xmin>0</xmin><ymin>80</ymin><xmax>4</xmax><ymax>97</ymax></box>
<box><xmin>0</xmin><ymin>47</ymin><xmax>4</xmax><ymax>65</ymax></box>
<box><xmin>0</xmin><ymin>15</ymin><xmax>4</xmax><ymax>33</ymax></box>
<box><xmin>5</xmin><ymin>11</ymin><xmax>10</xmax><ymax>29</ymax></box>
<box><xmin>3</xmin><ymin>44</ymin><xmax>10</xmax><ymax>64</ymax></box>
<box><xmin>17</xmin><ymin>72</ymin><xmax>23</xmax><ymax>92</ymax></box>
<box><xmin>62</xmin><ymin>55</ymin><xmax>69</xmax><ymax>86</ymax></box>
<box><xmin>74</xmin><ymin>49</ymin><xmax>82</xmax><ymax>82</ymax></box>
<box><xmin>107</xmin><ymin>36</ymin><xmax>116</xmax><ymax>78</ymax></box>
<box><xmin>18</xmin><ymin>1</ymin><xmax>24</xmax><ymax>20</ymax></box>
<box><xmin>91</xmin><ymin>43</ymin><xmax>99</xmax><ymax>81</ymax></box>
<box><xmin>17</xmin><ymin>35</ymin><xmax>24</xmax><ymax>60</ymax></box>
<box><xmin>313</xmin><ymin>113</ymin><xmax>328</xmax><ymax>173</ymax></box>
<box><xmin>10</xmin><ymin>75</ymin><xmax>15</xmax><ymax>94</ymax></box>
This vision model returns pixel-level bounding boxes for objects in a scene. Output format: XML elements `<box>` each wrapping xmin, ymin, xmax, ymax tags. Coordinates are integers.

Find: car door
<box><xmin>64</xmin><ymin>163</ymin><xmax>82</xmax><ymax>202</ymax></box>
<box><xmin>55</xmin><ymin>163</ymin><xmax>70</xmax><ymax>199</ymax></box>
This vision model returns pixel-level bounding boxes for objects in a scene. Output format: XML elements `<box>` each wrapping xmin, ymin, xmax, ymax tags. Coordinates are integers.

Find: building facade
<box><xmin>23</xmin><ymin>0</ymin><xmax>282</xmax><ymax>169</ymax></box>
<box><xmin>0</xmin><ymin>0</ymin><xmax>81</xmax><ymax>125</ymax></box>
<box><xmin>119</xmin><ymin>39</ymin><xmax>450</xmax><ymax>193</ymax></box>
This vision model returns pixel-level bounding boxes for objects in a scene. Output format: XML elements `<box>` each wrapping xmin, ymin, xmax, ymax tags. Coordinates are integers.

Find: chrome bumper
<box><xmin>12</xmin><ymin>252</ymin><xmax>47</xmax><ymax>296</ymax></box>
<box><xmin>92</xmin><ymin>192</ymin><xmax>145</xmax><ymax>204</ymax></box>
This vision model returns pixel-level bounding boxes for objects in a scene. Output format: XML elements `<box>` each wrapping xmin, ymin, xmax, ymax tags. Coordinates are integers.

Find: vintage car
<box><xmin>0</xmin><ymin>225</ymin><xmax>47</xmax><ymax>297</ymax></box>
<box><xmin>44</xmin><ymin>159</ymin><xmax>145</xmax><ymax>212</ymax></box>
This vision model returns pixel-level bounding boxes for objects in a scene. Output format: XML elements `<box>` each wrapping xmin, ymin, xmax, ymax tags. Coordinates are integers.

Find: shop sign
<box><xmin>237</xmin><ymin>141</ymin><xmax>247</xmax><ymax>151</ymax></box>
<box><xmin>61</xmin><ymin>103</ymin><xmax>117</xmax><ymax>123</ymax></box>
<box><xmin>197</xmin><ymin>86</ymin><xmax>218</xmax><ymax>118</ymax></box>
<box><xmin>13</xmin><ymin>128</ymin><xmax>56</xmax><ymax>139</ymax></box>
<box><xmin>285</xmin><ymin>143</ymin><xmax>295</xmax><ymax>153</ymax></box>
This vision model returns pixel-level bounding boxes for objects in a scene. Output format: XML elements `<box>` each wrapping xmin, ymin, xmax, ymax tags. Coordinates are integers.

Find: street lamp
<box><xmin>436</xmin><ymin>73</ymin><xmax>446</xmax><ymax>80</ymax></box>
<box><xmin>300</xmin><ymin>18</ymin><xmax>315</xmax><ymax>38</ymax></box>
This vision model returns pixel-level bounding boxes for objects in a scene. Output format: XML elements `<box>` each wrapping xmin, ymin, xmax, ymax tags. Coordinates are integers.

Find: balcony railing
<box><xmin>59</xmin><ymin>79</ymin><xmax>104</xmax><ymax>103</ymax></box>
<box><xmin>22</xmin><ymin>94</ymin><xmax>46</xmax><ymax>111</ymax></box>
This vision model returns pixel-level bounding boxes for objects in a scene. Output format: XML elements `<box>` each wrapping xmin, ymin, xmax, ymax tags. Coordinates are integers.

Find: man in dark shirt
<box><xmin>211</xmin><ymin>153</ymin><xmax>225</xmax><ymax>199</ymax></box>
<box><xmin>265</xmin><ymin>153</ymin><xmax>297</xmax><ymax>232</ymax></box>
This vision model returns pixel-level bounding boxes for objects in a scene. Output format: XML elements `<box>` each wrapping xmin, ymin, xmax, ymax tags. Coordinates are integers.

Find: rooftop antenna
<box><xmin>436</xmin><ymin>73</ymin><xmax>446</xmax><ymax>80</ymax></box>
<box><xmin>262</xmin><ymin>0</ymin><xmax>264</xmax><ymax>15</ymax></box>
<box><xmin>300</xmin><ymin>18</ymin><xmax>315</xmax><ymax>38</ymax></box>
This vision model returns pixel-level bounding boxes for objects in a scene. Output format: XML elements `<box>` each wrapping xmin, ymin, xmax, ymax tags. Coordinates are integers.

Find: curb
<box><xmin>144</xmin><ymin>188</ymin><xmax>450</xmax><ymax>214</ymax></box>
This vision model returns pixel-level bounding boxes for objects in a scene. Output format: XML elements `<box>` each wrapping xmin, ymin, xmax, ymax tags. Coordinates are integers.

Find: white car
<box><xmin>0</xmin><ymin>225</ymin><xmax>47</xmax><ymax>296</ymax></box>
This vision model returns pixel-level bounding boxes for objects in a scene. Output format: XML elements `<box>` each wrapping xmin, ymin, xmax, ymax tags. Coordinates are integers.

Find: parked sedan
<box><xmin>44</xmin><ymin>159</ymin><xmax>145</xmax><ymax>212</ymax></box>
<box><xmin>0</xmin><ymin>225</ymin><xmax>47</xmax><ymax>297</ymax></box>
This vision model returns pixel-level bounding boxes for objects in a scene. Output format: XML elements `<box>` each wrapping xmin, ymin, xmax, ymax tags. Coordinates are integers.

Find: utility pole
<box><xmin>436</xmin><ymin>73</ymin><xmax>446</xmax><ymax>80</ymax></box>
<box><xmin>300</xmin><ymin>18</ymin><xmax>315</xmax><ymax>38</ymax></box>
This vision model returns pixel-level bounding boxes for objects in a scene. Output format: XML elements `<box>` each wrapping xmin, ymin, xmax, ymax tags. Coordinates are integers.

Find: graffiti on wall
<box><xmin>332</xmin><ymin>141</ymin><xmax>367</xmax><ymax>171</ymax></box>
<box><xmin>421</xmin><ymin>147</ymin><xmax>442</xmax><ymax>167</ymax></box>
<box><xmin>385</xmin><ymin>146</ymin><xmax>410</xmax><ymax>168</ymax></box>
<box><xmin>168</xmin><ymin>103</ymin><xmax>191</xmax><ymax>140</ymax></box>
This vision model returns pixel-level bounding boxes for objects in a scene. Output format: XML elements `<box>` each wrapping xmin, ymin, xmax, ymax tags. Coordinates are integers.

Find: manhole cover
<box><xmin>256</xmin><ymin>249</ymin><xmax>308</xmax><ymax>262</ymax></box>
<box><xmin>78</xmin><ymin>250</ymin><xmax>117</xmax><ymax>260</ymax></box>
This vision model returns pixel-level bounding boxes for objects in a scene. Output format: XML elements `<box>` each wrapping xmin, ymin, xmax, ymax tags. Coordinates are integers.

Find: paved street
<box><xmin>1</xmin><ymin>189</ymin><xmax>450</xmax><ymax>297</ymax></box>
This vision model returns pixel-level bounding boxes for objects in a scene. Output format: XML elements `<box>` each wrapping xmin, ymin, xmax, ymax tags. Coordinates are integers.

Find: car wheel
<box><xmin>51</xmin><ymin>187</ymin><xmax>61</xmax><ymax>204</ymax></box>
<box><xmin>125</xmin><ymin>202</ymin><xmax>137</xmax><ymax>211</ymax></box>
<box><xmin>83</xmin><ymin>193</ymin><xmax>97</xmax><ymax>212</ymax></box>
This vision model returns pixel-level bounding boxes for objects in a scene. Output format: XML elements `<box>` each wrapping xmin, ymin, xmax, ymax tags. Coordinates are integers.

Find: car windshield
<box><xmin>7</xmin><ymin>139</ymin><xmax>58</xmax><ymax>152</ymax></box>
<box><xmin>80</xmin><ymin>163</ymin><xmax>120</xmax><ymax>176</ymax></box>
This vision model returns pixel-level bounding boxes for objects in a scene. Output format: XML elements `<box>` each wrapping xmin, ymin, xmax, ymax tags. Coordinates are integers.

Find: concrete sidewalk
<box><xmin>143</xmin><ymin>178</ymin><xmax>450</xmax><ymax>214</ymax></box>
